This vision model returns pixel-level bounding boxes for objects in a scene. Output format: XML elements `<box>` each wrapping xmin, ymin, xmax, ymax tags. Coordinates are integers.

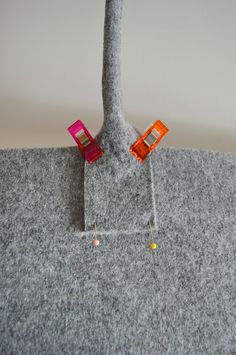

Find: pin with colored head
<box><xmin>130</xmin><ymin>119</ymin><xmax>169</xmax><ymax>162</ymax></box>
<box><xmin>92</xmin><ymin>223</ymin><xmax>100</xmax><ymax>247</ymax></box>
<box><xmin>148</xmin><ymin>218</ymin><xmax>158</xmax><ymax>251</ymax></box>
<box><xmin>67</xmin><ymin>120</ymin><xmax>104</xmax><ymax>164</ymax></box>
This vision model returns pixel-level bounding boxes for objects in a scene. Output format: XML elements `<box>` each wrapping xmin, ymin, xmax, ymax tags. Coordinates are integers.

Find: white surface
<box><xmin>0</xmin><ymin>0</ymin><xmax>235</xmax><ymax>152</ymax></box>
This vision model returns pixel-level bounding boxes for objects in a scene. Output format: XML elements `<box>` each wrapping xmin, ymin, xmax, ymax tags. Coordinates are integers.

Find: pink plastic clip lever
<box><xmin>67</xmin><ymin>120</ymin><xmax>104</xmax><ymax>164</ymax></box>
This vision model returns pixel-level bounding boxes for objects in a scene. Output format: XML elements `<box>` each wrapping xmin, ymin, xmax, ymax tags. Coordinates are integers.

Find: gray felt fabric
<box><xmin>84</xmin><ymin>0</ymin><xmax>155</xmax><ymax>231</ymax></box>
<box><xmin>102</xmin><ymin>0</ymin><xmax>123</xmax><ymax>120</ymax></box>
<box><xmin>84</xmin><ymin>125</ymin><xmax>156</xmax><ymax>232</ymax></box>
<box><xmin>1</xmin><ymin>146</ymin><xmax>235</xmax><ymax>354</ymax></box>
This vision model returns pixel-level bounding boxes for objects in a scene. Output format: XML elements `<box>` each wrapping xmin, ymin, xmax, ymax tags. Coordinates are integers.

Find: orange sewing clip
<box><xmin>130</xmin><ymin>119</ymin><xmax>169</xmax><ymax>162</ymax></box>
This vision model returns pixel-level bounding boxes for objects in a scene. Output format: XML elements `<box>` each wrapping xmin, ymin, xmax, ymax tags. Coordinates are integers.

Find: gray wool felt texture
<box><xmin>1</xmin><ymin>0</ymin><xmax>236</xmax><ymax>353</ymax></box>
<box><xmin>0</xmin><ymin>147</ymin><xmax>235</xmax><ymax>354</ymax></box>
<box><xmin>84</xmin><ymin>0</ymin><xmax>155</xmax><ymax>231</ymax></box>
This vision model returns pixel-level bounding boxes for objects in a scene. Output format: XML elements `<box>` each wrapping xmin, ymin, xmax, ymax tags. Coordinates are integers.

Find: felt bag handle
<box><xmin>102</xmin><ymin>0</ymin><xmax>124</xmax><ymax>128</ymax></box>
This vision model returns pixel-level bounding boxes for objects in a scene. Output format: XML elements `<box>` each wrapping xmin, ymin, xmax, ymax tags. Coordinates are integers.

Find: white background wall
<box><xmin>0</xmin><ymin>0</ymin><xmax>235</xmax><ymax>152</ymax></box>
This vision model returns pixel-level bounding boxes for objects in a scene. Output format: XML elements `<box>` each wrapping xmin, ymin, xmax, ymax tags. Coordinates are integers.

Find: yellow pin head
<box><xmin>150</xmin><ymin>242</ymin><xmax>158</xmax><ymax>250</ymax></box>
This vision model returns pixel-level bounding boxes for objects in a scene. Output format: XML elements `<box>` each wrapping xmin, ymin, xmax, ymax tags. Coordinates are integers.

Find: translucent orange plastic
<box><xmin>130</xmin><ymin>120</ymin><xmax>169</xmax><ymax>162</ymax></box>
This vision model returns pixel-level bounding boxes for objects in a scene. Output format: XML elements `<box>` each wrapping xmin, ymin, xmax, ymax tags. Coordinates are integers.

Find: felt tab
<box><xmin>84</xmin><ymin>117</ymin><xmax>156</xmax><ymax>231</ymax></box>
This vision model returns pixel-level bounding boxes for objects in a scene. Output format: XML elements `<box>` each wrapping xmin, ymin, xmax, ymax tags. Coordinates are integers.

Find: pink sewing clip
<box><xmin>67</xmin><ymin>120</ymin><xmax>104</xmax><ymax>164</ymax></box>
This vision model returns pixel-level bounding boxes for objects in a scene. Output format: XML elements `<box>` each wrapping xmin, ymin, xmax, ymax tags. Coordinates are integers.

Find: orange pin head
<box><xmin>130</xmin><ymin>120</ymin><xmax>169</xmax><ymax>162</ymax></box>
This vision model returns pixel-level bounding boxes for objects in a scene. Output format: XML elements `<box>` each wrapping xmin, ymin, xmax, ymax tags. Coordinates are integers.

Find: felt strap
<box><xmin>102</xmin><ymin>0</ymin><xmax>123</xmax><ymax>121</ymax></box>
<box><xmin>84</xmin><ymin>0</ymin><xmax>155</xmax><ymax>232</ymax></box>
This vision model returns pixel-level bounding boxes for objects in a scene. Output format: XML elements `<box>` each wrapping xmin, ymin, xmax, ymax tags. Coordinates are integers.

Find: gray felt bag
<box><xmin>0</xmin><ymin>0</ymin><xmax>235</xmax><ymax>354</ymax></box>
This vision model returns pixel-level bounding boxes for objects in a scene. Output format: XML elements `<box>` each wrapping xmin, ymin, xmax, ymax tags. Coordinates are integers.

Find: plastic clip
<box><xmin>67</xmin><ymin>120</ymin><xmax>104</xmax><ymax>164</ymax></box>
<box><xmin>130</xmin><ymin>119</ymin><xmax>169</xmax><ymax>162</ymax></box>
